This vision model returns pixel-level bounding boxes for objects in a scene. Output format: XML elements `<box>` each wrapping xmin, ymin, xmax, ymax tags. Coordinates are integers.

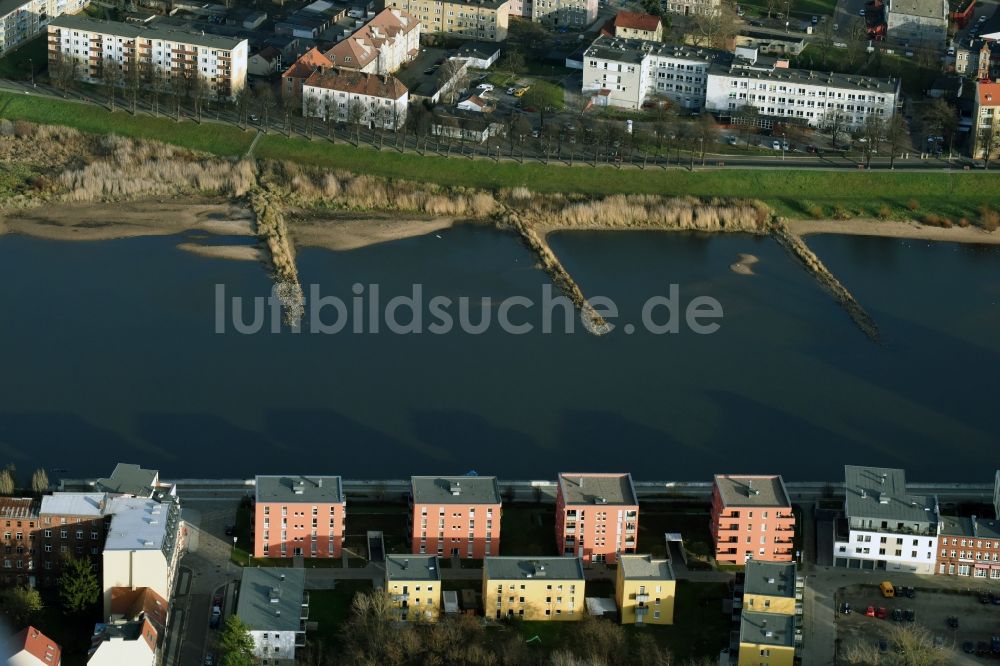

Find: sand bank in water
<box><xmin>787</xmin><ymin>219</ymin><xmax>1000</xmax><ymax>245</ymax></box>
<box><xmin>176</xmin><ymin>242</ymin><xmax>265</xmax><ymax>261</ymax></box>
<box><xmin>730</xmin><ymin>253</ymin><xmax>759</xmax><ymax>275</ymax></box>
<box><xmin>286</xmin><ymin>210</ymin><xmax>458</xmax><ymax>251</ymax></box>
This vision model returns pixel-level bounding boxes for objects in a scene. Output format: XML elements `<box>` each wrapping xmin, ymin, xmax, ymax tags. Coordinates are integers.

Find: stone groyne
<box><xmin>771</xmin><ymin>218</ymin><xmax>880</xmax><ymax>342</ymax></box>
<box><xmin>249</xmin><ymin>187</ymin><xmax>304</xmax><ymax>326</ymax></box>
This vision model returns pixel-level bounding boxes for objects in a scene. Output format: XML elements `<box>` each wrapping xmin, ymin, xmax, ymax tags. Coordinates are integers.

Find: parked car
<box><xmin>506</xmin><ymin>87</ymin><xmax>517</xmax><ymax>95</ymax></box>
<box><xmin>880</xmin><ymin>581</ymin><xmax>896</xmax><ymax>598</ymax></box>
<box><xmin>981</xmin><ymin>592</ymin><xmax>991</xmax><ymax>604</ymax></box>
<box><xmin>726</xmin><ymin>136</ymin><xmax>738</xmax><ymax>145</ymax></box>
<box><xmin>992</xmin><ymin>636</ymin><xmax>1000</xmax><ymax>655</ymax></box>
<box><xmin>876</xmin><ymin>607</ymin><xmax>888</xmax><ymax>620</ymax></box>
<box><xmin>772</xmin><ymin>140</ymin><xmax>782</xmax><ymax>150</ymax></box>
<box><xmin>514</xmin><ymin>86</ymin><xmax>531</xmax><ymax>98</ymax></box>
<box><xmin>865</xmin><ymin>605</ymin><xmax>876</xmax><ymax>617</ymax></box>
<box><xmin>204</xmin><ymin>653</ymin><xmax>215</xmax><ymax>666</ymax></box>
<box><xmin>477</xmin><ymin>83</ymin><xmax>495</xmax><ymax>92</ymax></box>
<box><xmin>859</xmin><ymin>7</ymin><xmax>865</xmax><ymax>15</ymax></box>
<box><xmin>903</xmin><ymin>609</ymin><xmax>915</xmax><ymax>622</ymax></box>
<box><xmin>811</xmin><ymin>14</ymin><xmax>818</xmax><ymax>23</ymax></box>
<box><xmin>839</xmin><ymin>602</ymin><xmax>852</xmax><ymax>615</ymax></box>
<box><xmin>209</xmin><ymin>605</ymin><xmax>222</xmax><ymax>629</ymax></box>
<box><xmin>891</xmin><ymin>608</ymin><xmax>904</xmax><ymax>622</ymax></box>
<box><xmin>902</xmin><ymin>586</ymin><xmax>915</xmax><ymax>599</ymax></box>
<box><xmin>781</xmin><ymin>141</ymin><xmax>790</xmax><ymax>151</ymax></box>
<box><xmin>946</xmin><ymin>616</ymin><xmax>959</xmax><ymax>629</ymax></box>
<box><xmin>992</xmin><ymin>593</ymin><xmax>1000</xmax><ymax>605</ymax></box>
<box><xmin>963</xmin><ymin>641</ymin><xmax>976</xmax><ymax>654</ymax></box>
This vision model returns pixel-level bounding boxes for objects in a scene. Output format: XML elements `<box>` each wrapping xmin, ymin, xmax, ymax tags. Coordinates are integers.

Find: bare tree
<box><xmin>824</xmin><ymin>107</ymin><xmax>848</xmax><ymax>148</ymax></box>
<box><xmin>235</xmin><ymin>87</ymin><xmax>251</xmax><ymax>129</ymax></box>
<box><xmin>885</xmin><ymin>114</ymin><xmax>909</xmax><ymax>168</ymax></box>
<box><xmin>123</xmin><ymin>43</ymin><xmax>142</xmax><ymax>114</ymax></box>
<box><xmin>978</xmin><ymin>120</ymin><xmax>999</xmax><ymax>169</ymax></box>
<box><xmin>347</xmin><ymin>99</ymin><xmax>365</xmax><ymax>145</ymax></box>
<box><xmin>860</xmin><ymin>115</ymin><xmax>885</xmax><ymax>167</ymax></box>
<box><xmin>50</xmin><ymin>51</ymin><xmax>79</xmax><ymax>98</ymax></box>
<box><xmin>100</xmin><ymin>56</ymin><xmax>122</xmax><ymax>112</ymax></box>
<box><xmin>692</xmin><ymin>3</ymin><xmax>739</xmax><ymax>48</ymax></box>
<box><xmin>255</xmin><ymin>84</ymin><xmax>275</xmax><ymax>133</ymax></box>
<box><xmin>303</xmin><ymin>93</ymin><xmax>320</xmax><ymax>138</ymax></box>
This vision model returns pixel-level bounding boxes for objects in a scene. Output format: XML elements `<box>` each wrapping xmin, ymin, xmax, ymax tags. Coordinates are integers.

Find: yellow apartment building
<box><xmin>737</xmin><ymin>560</ymin><xmax>801</xmax><ymax>665</ymax></box>
<box><xmin>738</xmin><ymin>611</ymin><xmax>795</xmax><ymax>666</ymax></box>
<box><xmin>483</xmin><ymin>557</ymin><xmax>585</xmax><ymax>621</ymax></box>
<box><xmin>386</xmin><ymin>554</ymin><xmax>442</xmax><ymax>621</ymax></box>
<box><xmin>383</xmin><ymin>0</ymin><xmax>510</xmax><ymax>41</ymax></box>
<box><xmin>742</xmin><ymin>560</ymin><xmax>798</xmax><ymax>616</ymax></box>
<box><xmin>615</xmin><ymin>554</ymin><xmax>676</xmax><ymax>625</ymax></box>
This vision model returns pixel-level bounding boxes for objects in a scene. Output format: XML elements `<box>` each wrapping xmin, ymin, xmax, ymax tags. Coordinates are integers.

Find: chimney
<box><xmin>317</xmin><ymin>478</ymin><xmax>323</xmax><ymax>488</ymax></box>
<box><xmin>972</xmin><ymin>515</ymin><xmax>978</xmax><ymax>537</ymax></box>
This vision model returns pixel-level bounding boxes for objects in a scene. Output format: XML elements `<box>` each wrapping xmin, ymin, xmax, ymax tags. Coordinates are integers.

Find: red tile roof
<box><xmin>282</xmin><ymin>47</ymin><xmax>333</xmax><ymax>80</ymax></box>
<box><xmin>7</xmin><ymin>626</ymin><xmax>61</xmax><ymax>666</ymax></box>
<box><xmin>979</xmin><ymin>81</ymin><xmax>1000</xmax><ymax>106</ymax></box>
<box><xmin>614</xmin><ymin>10</ymin><xmax>661</xmax><ymax>33</ymax></box>
<box><xmin>304</xmin><ymin>68</ymin><xmax>408</xmax><ymax>99</ymax></box>
<box><xmin>325</xmin><ymin>8</ymin><xmax>418</xmax><ymax>70</ymax></box>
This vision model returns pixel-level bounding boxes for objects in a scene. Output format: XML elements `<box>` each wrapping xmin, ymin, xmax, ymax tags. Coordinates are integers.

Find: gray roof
<box><xmin>711</xmin><ymin>57</ymin><xmax>899</xmax><ymax>94</ymax></box>
<box><xmin>237</xmin><ymin>568</ymin><xmax>306</xmax><ymax>633</ymax></box>
<box><xmin>386</xmin><ymin>555</ymin><xmax>441</xmax><ymax>582</ymax></box>
<box><xmin>454</xmin><ymin>42</ymin><xmax>500</xmax><ymax>59</ymax></box>
<box><xmin>255</xmin><ymin>475</ymin><xmax>344</xmax><ymax>504</ymax></box>
<box><xmin>558</xmin><ymin>473</ymin><xmax>637</xmax><ymax>506</ymax></box>
<box><xmin>39</xmin><ymin>492</ymin><xmax>106</xmax><ymax>517</ymax></box>
<box><xmin>740</xmin><ymin>611</ymin><xmax>795</xmax><ymax>648</ymax></box>
<box><xmin>410</xmin><ymin>476</ymin><xmax>501</xmax><ymax>505</ymax></box>
<box><xmin>96</xmin><ymin>463</ymin><xmax>158</xmax><ymax>497</ymax></box>
<box><xmin>484</xmin><ymin>557</ymin><xmax>585</xmax><ymax>581</ymax></box>
<box><xmin>584</xmin><ymin>35</ymin><xmax>729</xmax><ymax>67</ymax></box>
<box><xmin>940</xmin><ymin>515</ymin><xmax>1000</xmax><ymax>539</ymax></box>
<box><xmin>619</xmin><ymin>554</ymin><xmax>675</xmax><ymax>581</ymax></box>
<box><xmin>743</xmin><ymin>560</ymin><xmax>797</xmax><ymax>598</ymax></box>
<box><xmin>715</xmin><ymin>475</ymin><xmax>791</xmax><ymax>508</ymax></box>
<box><xmin>104</xmin><ymin>497</ymin><xmax>182</xmax><ymax>566</ymax></box>
<box><xmin>48</xmin><ymin>15</ymin><xmax>248</xmax><ymax>50</ymax></box>
<box><xmin>888</xmin><ymin>0</ymin><xmax>946</xmax><ymax>20</ymax></box>
<box><xmin>844</xmin><ymin>465</ymin><xmax>936</xmax><ymax>522</ymax></box>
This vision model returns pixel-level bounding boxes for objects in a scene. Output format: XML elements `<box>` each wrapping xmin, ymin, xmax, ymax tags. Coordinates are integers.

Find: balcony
<box><xmin>634</xmin><ymin>593</ymin><xmax>649</xmax><ymax>603</ymax></box>
<box><xmin>635</xmin><ymin>605</ymin><xmax>648</xmax><ymax>617</ymax></box>
<box><xmin>392</xmin><ymin>593</ymin><xmax>409</xmax><ymax>602</ymax></box>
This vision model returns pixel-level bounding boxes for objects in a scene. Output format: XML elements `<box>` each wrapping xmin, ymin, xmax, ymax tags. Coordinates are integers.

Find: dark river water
<box><xmin>1</xmin><ymin>227</ymin><xmax>997</xmax><ymax>481</ymax></box>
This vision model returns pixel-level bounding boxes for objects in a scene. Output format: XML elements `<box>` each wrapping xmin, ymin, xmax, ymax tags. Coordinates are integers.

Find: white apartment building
<box><xmin>0</xmin><ymin>0</ymin><xmax>88</xmax><ymax>55</ymax></box>
<box><xmin>47</xmin><ymin>15</ymin><xmax>247</xmax><ymax>99</ymax></box>
<box><xmin>886</xmin><ymin>0</ymin><xmax>947</xmax><ymax>48</ymax></box>
<box><xmin>302</xmin><ymin>68</ymin><xmax>408</xmax><ymax>128</ymax></box>
<box><xmin>663</xmin><ymin>0</ymin><xmax>720</xmax><ymax>16</ymax></box>
<box><xmin>833</xmin><ymin>465</ymin><xmax>940</xmax><ymax>574</ymax></box>
<box><xmin>237</xmin><ymin>568</ymin><xmax>308</xmax><ymax>665</ymax></box>
<box><xmin>582</xmin><ymin>35</ymin><xmax>725</xmax><ymax>110</ymax></box>
<box><xmin>325</xmin><ymin>8</ymin><xmax>420</xmax><ymax>75</ymax></box>
<box><xmin>102</xmin><ymin>495</ymin><xmax>183</xmax><ymax>616</ymax></box>
<box><xmin>704</xmin><ymin>48</ymin><xmax>899</xmax><ymax>129</ymax></box>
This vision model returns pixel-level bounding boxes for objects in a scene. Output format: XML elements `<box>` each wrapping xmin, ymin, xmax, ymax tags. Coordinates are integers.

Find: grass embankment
<box><xmin>2</xmin><ymin>91</ymin><xmax>998</xmax><ymax>220</ymax></box>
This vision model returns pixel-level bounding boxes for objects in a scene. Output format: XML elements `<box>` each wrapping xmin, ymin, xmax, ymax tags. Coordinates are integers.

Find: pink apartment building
<box><xmin>555</xmin><ymin>473</ymin><xmax>638</xmax><ymax>563</ymax></box>
<box><xmin>711</xmin><ymin>475</ymin><xmax>795</xmax><ymax>565</ymax></box>
<box><xmin>254</xmin><ymin>475</ymin><xmax>345</xmax><ymax>559</ymax></box>
<box><xmin>410</xmin><ymin>476</ymin><xmax>501</xmax><ymax>558</ymax></box>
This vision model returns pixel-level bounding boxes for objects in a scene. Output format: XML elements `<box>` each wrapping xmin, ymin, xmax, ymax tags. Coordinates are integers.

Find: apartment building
<box><xmin>236</xmin><ymin>568</ymin><xmax>308</xmax><ymax>664</ymax></box>
<box><xmin>663</xmin><ymin>0</ymin><xmax>720</xmax><ymax>16</ymax></box>
<box><xmin>302</xmin><ymin>68</ymin><xmax>408</xmax><ymax>129</ymax></box>
<box><xmin>101</xmin><ymin>495</ymin><xmax>183</xmax><ymax>616</ymax></box>
<box><xmin>410</xmin><ymin>475</ymin><xmax>501</xmax><ymax>558</ymax></box>
<box><xmin>740</xmin><ymin>560</ymin><xmax>802</xmax><ymax>616</ymax></box>
<box><xmin>529</xmin><ymin>0</ymin><xmax>597</xmax><ymax>28</ymax></box>
<box><xmin>0</xmin><ymin>0</ymin><xmax>89</xmax><ymax>55</ymax></box>
<box><xmin>4</xmin><ymin>626</ymin><xmax>61</xmax><ymax>666</ymax></box>
<box><xmin>582</xmin><ymin>35</ymin><xmax>725</xmax><ymax>110</ymax></box>
<box><xmin>325</xmin><ymin>8</ymin><xmax>420</xmax><ymax>75</ymax></box>
<box><xmin>483</xmin><ymin>556</ymin><xmax>585</xmax><ymax>621</ymax></box>
<box><xmin>972</xmin><ymin>80</ymin><xmax>1000</xmax><ymax>160</ymax></box>
<box><xmin>0</xmin><ymin>498</ymin><xmax>39</xmax><ymax>588</ymax></box>
<box><xmin>615</xmin><ymin>554</ymin><xmax>676</xmax><ymax>625</ymax></box>
<box><xmin>383</xmin><ymin>0</ymin><xmax>509</xmax><ymax>42</ymax></box>
<box><xmin>936</xmin><ymin>515</ymin><xmax>1000</xmax><ymax>579</ymax></box>
<box><xmin>886</xmin><ymin>0</ymin><xmax>947</xmax><ymax>48</ymax></box>
<box><xmin>94</xmin><ymin>463</ymin><xmax>160</xmax><ymax>497</ymax></box>
<box><xmin>555</xmin><ymin>473</ymin><xmax>638</xmax><ymax>564</ymax></box>
<box><xmin>281</xmin><ymin>46</ymin><xmax>333</xmax><ymax>99</ymax></box>
<box><xmin>47</xmin><ymin>15</ymin><xmax>248</xmax><ymax>99</ymax></box>
<box><xmin>35</xmin><ymin>492</ymin><xmax>108</xmax><ymax>587</ymax></box>
<box><xmin>612</xmin><ymin>11</ymin><xmax>662</xmax><ymax>41</ymax></box>
<box><xmin>833</xmin><ymin>465</ymin><xmax>940</xmax><ymax>574</ymax></box>
<box><xmin>386</xmin><ymin>554</ymin><xmax>442</xmax><ymax>621</ymax></box>
<box><xmin>254</xmin><ymin>475</ymin><xmax>345</xmax><ymax>559</ymax></box>
<box><xmin>711</xmin><ymin>474</ymin><xmax>795</xmax><ymax>565</ymax></box>
<box><xmin>737</xmin><ymin>612</ymin><xmax>796</xmax><ymax>666</ymax></box>
<box><xmin>705</xmin><ymin>48</ymin><xmax>900</xmax><ymax>129</ymax></box>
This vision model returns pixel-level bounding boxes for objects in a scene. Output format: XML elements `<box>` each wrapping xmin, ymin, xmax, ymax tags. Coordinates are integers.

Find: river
<box><xmin>0</xmin><ymin>227</ymin><xmax>996</xmax><ymax>481</ymax></box>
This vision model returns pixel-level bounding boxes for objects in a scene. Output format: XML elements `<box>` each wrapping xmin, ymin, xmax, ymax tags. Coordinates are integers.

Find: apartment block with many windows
<box><xmin>529</xmin><ymin>0</ymin><xmax>597</xmax><ymax>28</ymax></box>
<box><xmin>615</xmin><ymin>554</ymin><xmax>676</xmax><ymax>625</ymax></box>
<box><xmin>0</xmin><ymin>498</ymin><xmax>41</xmax><ymax>588</ymax></box>
<box><xmin>483</xmin><ymin>557</ymin><xmax>585</xmax><ymax>621</ymax></box>
<box><xmin>936</xmin><ymin>515</ymin><xmax>1000</xmax><ymax>579</ymax></box>
<box><xmin>834</xmin><ymin>465</ymin><xmax>939</xmax><ymax>573</ymax></box>
<box><xmin>711</xmin><ymin>474</ymin><xmax>795</xmax><ymax>565</ymax></box>
<box><xmin>386</xmin><ymin>554</ymin><xmax>442</xmax><ymax>621</ymax></box>
<box><xmin>254</xmin><ymin>475</ymin><xmax>345</xmax><ymax>559</ymax></box>
<box><xmin>0</xmin><ymin>0</ymin><xmax>89</xmax><ymax>55</ymax></box>
<box><xmin>35</xmin><ymin>492</ymin><xmax>109</xmax><ymax>587</ymax></box>
<box><xmin>383</xmin><ymin>0</ymin><xmax>509</xmax><ymax>42</ymax></box>
<box><xmin>301</xmin><ymin>68</ymin><xmax>408</xmax><ymax>129</ymax></box>
<box><xmin>409</xmin><ymin>476</ymin><xmax>501</xmax><ymax>558</ymax></box>
<box><xmin>735</xmin><ymin>560</ymin><xmax>802</xmax><ymax>665</ymax></box>
<box><xmin>47</xmin><ymin>15</ymin><xmax>248</xmax><ymax>100</ymax></box>
<box><xmin>555</xmin><ymin>473</ymin><xmax>638</xmax><ymax>564</ymax></box>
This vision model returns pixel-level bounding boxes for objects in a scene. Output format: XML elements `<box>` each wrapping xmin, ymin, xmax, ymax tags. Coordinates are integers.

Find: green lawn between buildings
<box><xmin>3</xmin><ymin>90</ymin><xmax>998</xmax><ymax>220</ymax></box>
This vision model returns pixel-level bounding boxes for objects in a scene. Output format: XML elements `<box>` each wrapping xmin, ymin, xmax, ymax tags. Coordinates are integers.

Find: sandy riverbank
<box><xmin>0</xmin><ymin>198</ymin><xmax>255</xmax><ymax>241</ymax></box>
<box><xmin>787</xmin><ymin>218</ymin><xmax>1000</xmax><ymax>245</ymax></box>
<box><xmin>285</xmin><ymin>209</ymin><xmax>460</xmax><ymax>251</ymax></box>
<box><xmin>730</xmin><ymin>253</ymin><xmax>759</xmax><ymax>275</ymax></box>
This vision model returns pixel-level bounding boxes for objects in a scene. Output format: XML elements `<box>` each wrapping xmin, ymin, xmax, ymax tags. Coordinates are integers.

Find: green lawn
<box><xmin>501</xmin><ymin>504</ymin><xmax>558</xmax><ymax>556</ymax></box>
<box><xmin>636</xmin><ymin>506</ymin><xmax>716</xmax><ymax>565</ymax></box>
<box><xmin>308</xmin><ymin>580</ymin><xmax>373</xmax><ymax>645</ymax></box>
<box><xmin>2</xmin><ymin>90</ymin><xmax>998</xmax><ymax>220</ymax></box>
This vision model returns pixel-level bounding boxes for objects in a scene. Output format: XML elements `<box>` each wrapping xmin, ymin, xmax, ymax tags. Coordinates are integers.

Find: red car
<box><xmin>865</xmin><ymin>606</ymin><xmax>876</xmax><ymax>617</ymax></box>
<box><xmin>876</xmin><ymin>607</ymin><xmax>888</xmax><ymax>619</ymax></box>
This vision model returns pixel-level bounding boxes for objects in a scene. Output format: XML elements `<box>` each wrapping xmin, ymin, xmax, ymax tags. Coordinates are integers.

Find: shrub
<box><xmin>906</xmin><ymin>199</ymin><xmax>920</xmax><ymax>212</ymax></box>
<box><xmin>921</xmin><ymin>213</ymin><xmax>952</xmax><ymax>228</ymax></box>
<box><xmin>957</xmin><ymin>217</ymin><xmax>970</xmax><ymax>228</ymax></box>
<box><xmin>876</xmin><ymin>205</ymin><xmax>892</xmax><ymax>220</ymax></box>
<box><xmin>801</xmin><ymin>201</ymin><xmax>824</xmax><ymax>219</ymax></box>
<box><xmin>978</xmin><ymin>205</ymin><xmax>1000</xmax><ymax>232</ymax></box>
<box><xmin>833</xmin><ymin>205</ymin><xmax>851</xmax><ymax>220</ymax></box>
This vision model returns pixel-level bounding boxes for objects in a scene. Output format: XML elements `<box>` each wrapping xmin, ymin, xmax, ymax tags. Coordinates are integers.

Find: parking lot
<box><xmin>836</xmin><ymin>584</ymin><xmax>1000</xmax><ymax>664</ymax></box>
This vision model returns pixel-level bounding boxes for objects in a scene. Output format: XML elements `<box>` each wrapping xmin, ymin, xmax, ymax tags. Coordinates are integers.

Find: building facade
<box><xmin>972</xmin><ymin>81</ymin><xmax>1000</xmax><ymax>160</ymax></box>
<box><xmin>87</xmin><ymin>619</ymin><xmax>157</xmax><ymax>666</ymax></box>
<box><xmin>35</xmin><ymin>492</ymin><xmax>108</xmax><ymax>588</ymax></box>
<box><xmin>711</xmin><ymin>474</ymin><xmax>795</xmax><ymax>565</ymax></box>
<box><xmin>325</xmin><ymin>8</ymin><xmax>420</xmax><ymax>75</ymax></box>
<box><xmin>615</xmin><ymin>554</ymin><xmax>676</xmax><ymax>625</ymax></box>
<box><xmin>663</xmin><ymin>0</ymin><xmax>720</xmax><ymax>16</ymax></box>
<box><xmin>705</xmin><ymin>49</ymin><xmax>900</xmax><ymax>129</ymax></box>
<box><xmin>0</xmin><ymin>498</ymin><xmax>40</xmax><ymax>588</ymax></box>
<box><xmin>886</xmin><ymin>0</ymin><xmax>947</xmax><ymax>47</ymax></box>
<box><xmin>613</xmin><ymin>11</ymin><xmax>662</xmax><ymax>41</ymax></box>
<box><xmin>582</xmin><ymin>36</ymin><xmax>724</xmax><ymax>110</ymax></box>
<box><xmin>936</xmin><ymin>515</ymin><xmax>1000</xmax><ymax>579</ymax></box>
<box><xmin>483</xmin><ymin>557</ymin><xmax>585</xmax><ymax>621</ymax></box>
<box><xmin>254</xmin><ymin>475</ymin><xmax>346</xmax><ymax>559</ymax></box>
<box><xmin>281</xmin><ymin>46</ymin><xmax>333</xmax><ymax>99</ymax></box>
<box><xmin>0</xmin><ymin>0</ymin><xmax>89</xmax><ymax>55</ymax></box>
<box><xmin>409</xmin><ymin>476</ymin><xmax>501</xmax><ymax>558</ymax></box>
<box><xmin>47</xmin><ymin>15</ymin><xmax>248</xmax><ymax>99</ymax></box>
<box><xmin>833</xmin><ymin>465</ymin><xmax>939</xmax><ymax>574</ymax></box>
<box><xmin>302</xmin><ymin>68</ymin><xmax>408</xmax><ymax>128</ymax></box>
<box><xmin>738</xmin><ymin>612</ymin><xmax>796</xmax><ymax>666</ymax></box>
<box><xmin>735</xmin><ymin>560</ymin><xmax>801</xmax><ymax>666</ymax></box>
<box><xmin>555</xmin><ymin>473</ymin><xmax>638</xmax><ymax>564</ymax></box>
<box><xmin>386</xmin><ymin>554</ymin><xmax>442</xmax><ymax>621</ymax></box>
<box><xmin>529</xmin><ymin>0</ymin><xmax>597</xmax><ymax>28</ymax></box>
<box><xmin>383</xmin><ymin>0</ymin><xmax>509</xmax><ymax>41</ymax></box>
<box><xmin>4</xmin><ymin>626</ymin><xmax>61</xmax><ymax>666</ymax></box>
<box><xmin>237</xmin><ymin>568</ymin><xmax>308</xmax><ymax>665</ymax></box>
